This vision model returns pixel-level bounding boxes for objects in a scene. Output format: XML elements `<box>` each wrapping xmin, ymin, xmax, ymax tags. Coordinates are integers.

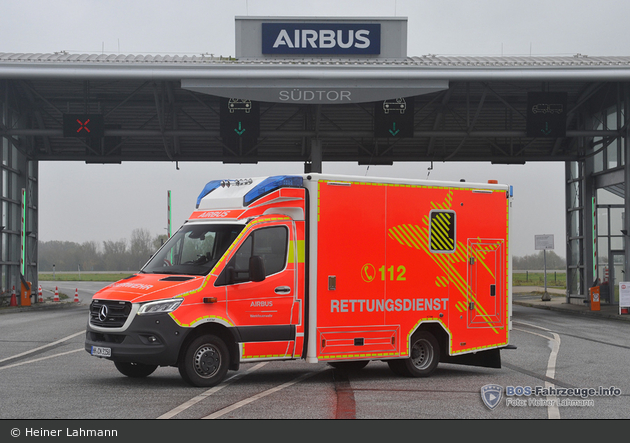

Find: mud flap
<box><xmin>440</xmin><ymin>348</ymin><xmax>501</xmax><ymax>369</ymax></box>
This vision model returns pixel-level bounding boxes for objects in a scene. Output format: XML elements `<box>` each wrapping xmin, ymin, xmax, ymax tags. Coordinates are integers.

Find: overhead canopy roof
<box><xmin>0</xmin><ymin>52</ymin><xmax>627</xmax><ymax>164</ymax></box>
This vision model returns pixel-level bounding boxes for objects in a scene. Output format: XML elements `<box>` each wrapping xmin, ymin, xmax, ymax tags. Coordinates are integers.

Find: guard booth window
<box><xmin>429</xmin><ymin>210</ymin><xmax>456</xmax><ymax>253</ymax></box>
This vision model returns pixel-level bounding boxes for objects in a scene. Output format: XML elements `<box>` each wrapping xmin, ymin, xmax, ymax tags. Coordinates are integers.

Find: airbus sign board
<box><xmin>236</xmin><ymin>17</ymin><xmax>407</xmax><ymax>60</ymax></box>
<box><xmin>262</xmin><ymin>23</ymin><xmax>381</xmax><ymax>55</ymax></box>
<box><xmin>182</xmin><ymin>17</ymin><xmax>435</xmax><ymax>104</ymax></box>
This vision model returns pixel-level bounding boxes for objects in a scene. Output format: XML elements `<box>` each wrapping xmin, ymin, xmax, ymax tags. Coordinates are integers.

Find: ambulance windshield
<box><xmin>141</xmin><ymin>224</ymin><xmax>244</xmax><ymax>276</ymax></box>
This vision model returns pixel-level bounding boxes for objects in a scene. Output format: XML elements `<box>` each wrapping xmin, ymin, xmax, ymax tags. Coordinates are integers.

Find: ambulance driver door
<box><xmin>216</xmin><ymin>222</ymin><xmax>296</xmax><ymax>331</ymax></box>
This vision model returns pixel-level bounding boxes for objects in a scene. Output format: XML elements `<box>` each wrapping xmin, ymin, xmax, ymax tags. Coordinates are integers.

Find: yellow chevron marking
<box><xmin>456</xmin><ymin>301</ymin><xmax>468</xmax><ymax>313</ymax></box>
<box><xmin>389</xmin><ymin>223</ymin><xmax>499</xmax><ymax>334</ymax></box>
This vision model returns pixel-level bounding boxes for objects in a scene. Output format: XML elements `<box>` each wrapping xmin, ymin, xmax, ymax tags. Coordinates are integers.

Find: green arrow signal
<box><xmin>235</xmin><ymin>122</ymin><xmax>246</xmax><ymax>136</ymax></box>
<box><xmin>541</xmin><ymin>122</ymin><xmax>551</xmax><ymax>136</ymax></box>
<box><xmin>389</xmin><ymin>122</ymin><xmax>400</xmax><ymax>136</ymax></box>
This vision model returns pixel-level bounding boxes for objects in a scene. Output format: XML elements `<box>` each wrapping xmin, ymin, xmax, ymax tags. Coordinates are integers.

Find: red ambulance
<box><xmin>85</xmin><ymin>174</ymin><xmax>513</xmax><ymax>387</ymax></box>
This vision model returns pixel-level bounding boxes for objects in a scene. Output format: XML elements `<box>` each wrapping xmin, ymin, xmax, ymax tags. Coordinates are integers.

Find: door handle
<box><xmin>274</xmin><ymin>286</ymin><xmax>292</xmax><ymax>295</ymax></box>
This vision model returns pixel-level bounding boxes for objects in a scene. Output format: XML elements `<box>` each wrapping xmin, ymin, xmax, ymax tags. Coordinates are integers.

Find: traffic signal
<box><xmin>220</xmin><ymin>98</ymin><xmax>260</xmax><ymax>145</ymax></box>
<box><xmin>374</xmin><ymin>98</ymin><xmax>415</xmax><ymax>138</ymax></box>
<box><xmin>63</xmin><ymin>114</ymin><xmax>105</xmax><ymax>138</ymax></box>
<box><xmin>526</xmin><ymin>92</ymin><xmax>567</xmax><ymax>138</ymax></box>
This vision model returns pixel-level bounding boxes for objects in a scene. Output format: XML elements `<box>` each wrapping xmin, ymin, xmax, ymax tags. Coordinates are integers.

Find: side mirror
<box><xmin>249</xmin><ymin>256</ymin><xmax>266</xmax><ymax>282</ymax></box>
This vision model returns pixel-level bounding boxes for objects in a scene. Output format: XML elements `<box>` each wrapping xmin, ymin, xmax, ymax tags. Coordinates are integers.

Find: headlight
<box><xmin>137</xmin><ymin>298</ymin><xmax>183</xmax><ymax>315</ymax></box>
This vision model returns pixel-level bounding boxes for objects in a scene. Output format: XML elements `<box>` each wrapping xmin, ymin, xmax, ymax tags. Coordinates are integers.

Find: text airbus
<box><xmin>273</xmin><ymin>29</ymin><xmax>371</xmax><ymax>50</ymax></box>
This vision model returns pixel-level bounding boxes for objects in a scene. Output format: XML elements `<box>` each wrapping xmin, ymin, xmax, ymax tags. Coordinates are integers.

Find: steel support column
<box><xmin>624</xmin><ymin>83</ymin><xmax>630</xmax><ymax>285</ymax></box>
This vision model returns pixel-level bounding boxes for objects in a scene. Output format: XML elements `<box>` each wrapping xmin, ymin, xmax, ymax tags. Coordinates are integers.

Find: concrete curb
<box><xmin>513</xmin><ymin>295</ymin><xmax>630</xmax><ymax>322</ymax></box>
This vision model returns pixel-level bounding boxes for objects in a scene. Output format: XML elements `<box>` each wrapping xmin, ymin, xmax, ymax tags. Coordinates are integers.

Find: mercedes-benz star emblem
<box><xmin>98</xmin><ymin>305</ymin><xmax>109</xmax><ymax>322</ymax></box>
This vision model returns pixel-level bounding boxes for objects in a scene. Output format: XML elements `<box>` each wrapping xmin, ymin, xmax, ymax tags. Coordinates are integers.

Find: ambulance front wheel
<box><xmin>179</xmin><ymin>334</ymin><xmax>230</xmax><ymax>387</ymax></box>
<box><xmin>388</xmin><ymin>331</ymin><xmax>440</xmax><ymax>377</ymax></box>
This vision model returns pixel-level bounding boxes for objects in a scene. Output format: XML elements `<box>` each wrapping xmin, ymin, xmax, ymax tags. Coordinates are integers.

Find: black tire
<box><xmin>328</xmin><ymin>360</ymin><xmax>369</xmax><ymax>371</ymax></box>
<box><xmin>389</xmin><ymin>331</ymin><xmax>440</xmax><ymax>377</ymax></box>
<box><xmin>114</xmin><ymin>361</ymin><xmax>158</xmax><ymax>378</ymax></box>
<box><xmin>178</xmin><ymin>334</ymin><xmax>230</xmax><ymax>387</ymax></box>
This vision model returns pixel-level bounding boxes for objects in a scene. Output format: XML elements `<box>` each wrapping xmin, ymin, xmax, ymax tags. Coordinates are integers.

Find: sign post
<box><xmin>535</xmin><ymin>234</ymin><xmax>555</xmax><ymax>301</ymax></box>
<box><xmin>619</xmin><ymin>282</ymin><xmax>630</xmax><ymax>314</ymax></box>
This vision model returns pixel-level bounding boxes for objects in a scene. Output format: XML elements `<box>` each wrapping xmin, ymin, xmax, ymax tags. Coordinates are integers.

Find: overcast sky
<box><xmin>3</xmin><ymin>0</ymin><xmax>629</xmax><ymax>258</ymax></box>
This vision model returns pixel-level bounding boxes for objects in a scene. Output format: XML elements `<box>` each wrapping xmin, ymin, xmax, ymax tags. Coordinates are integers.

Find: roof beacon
<box><xmin>243</xmin><ymin>175</ymin><xmax>303</xmax><ymax>206</ymax></box>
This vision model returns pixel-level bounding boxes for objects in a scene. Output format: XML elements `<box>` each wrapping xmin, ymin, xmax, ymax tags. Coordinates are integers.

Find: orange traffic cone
<box><xmin>53</xmin><ymin>287</ymin><xmax>59</xmax><ymax>302</ymax></box>
<box><xmin>74</xmin><ymin>288</ymin><xmax>79</xmax><ymax>303</ymax></box>
<box><xmin>10</xmin><ymin>285</ymin><xmax>17</xmax><ymax>306</ymax></box>
<box><xmin>38</xmin><ymin>285</ymin><xmax>43</xmax><ymax>303</ymax></box>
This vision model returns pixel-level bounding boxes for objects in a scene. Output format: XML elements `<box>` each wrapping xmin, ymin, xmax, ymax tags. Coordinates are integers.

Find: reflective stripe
<box><xmin>288</xmin><ymin>240</ymin><xmax>305</xmax><ymax>264</ymax></box>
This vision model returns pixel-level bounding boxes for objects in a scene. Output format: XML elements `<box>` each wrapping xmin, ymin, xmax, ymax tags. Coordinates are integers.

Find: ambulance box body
<box><xmin>85</xmin><ymin>174</ymin><xmax>512</xmax><ymax>387</ymax></box>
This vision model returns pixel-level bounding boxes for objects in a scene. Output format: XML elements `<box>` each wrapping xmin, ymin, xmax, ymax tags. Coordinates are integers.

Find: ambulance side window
<box><xmin>429</xmin><ymin>210</ymin><xmax>456</xmax><ymax>253</ymax></box>
<box><xmin>217</xmin><ymin>226</ymin><xmax>288</xmax><ymax>285</ymax></box>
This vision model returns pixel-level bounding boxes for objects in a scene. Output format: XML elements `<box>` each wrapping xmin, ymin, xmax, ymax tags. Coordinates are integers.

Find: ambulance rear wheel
<box><xmin>179</xmin><ymin>334</ymin><xmax>229</xmax><ymax>387</ymax></box>
<box><xmin>114</xmin><ymin>361</ymin><xmax>158</xmax><ymax>378</ymax></box>
<box><xmin>389</xmin><ymin>331</ymin><xmax>439</xmax><ymax>377</ymax></box>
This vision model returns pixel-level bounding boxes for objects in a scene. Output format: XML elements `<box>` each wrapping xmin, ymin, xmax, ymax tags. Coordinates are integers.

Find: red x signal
<box><xmin>76</xmin><ymin>119</ymin><xmax>91</xmax><ymax>133</ymax></box>
<box><xmin>63</xmin><ymin>114</ymin><xmax>104</xmax><ymax>137</ymax></box>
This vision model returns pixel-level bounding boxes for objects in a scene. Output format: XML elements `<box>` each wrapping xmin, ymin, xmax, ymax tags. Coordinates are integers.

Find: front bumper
<box><xmin>85</xmin><ymin>312</ymin><xmax>190</xmax><ymax>366</ymax></box>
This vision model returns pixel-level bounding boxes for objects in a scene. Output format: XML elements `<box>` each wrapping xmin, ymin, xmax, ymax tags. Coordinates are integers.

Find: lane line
<box><xmin>545</xmin><ymin>332</ymin><xmax>561</xmax><ymax>419</ymax></box>
<box><xmin>157</xmin><ymin>362</ymin><xmax>268</xmax><ymax>419</ymax></box>
<box><xmin>515</xmin><ymin>320</ymin><xmax>630</xmax><ymax>350</ymax></box>
<box><xmin>0</xmin><ymin>331</ymin><xmax>84</xmax><ymax>365</ymax></box>
<box><xmin>513</xmin><ymin>326</ymin><xmax>561</xmax><ymax>419</ymax></box>
<box><xmin>202</xmin><ymin>367</ymin><xmax>327</xmax><ymax>419</ymax></box>
<box><xmin>0</xmin><ymin>348</ymin><xmax>83</xmax><ymax>370</ymax></box>
<box><xmin>513</xmin><ymin>320</ymin><xmax>553</xmax><ymax>331</ymax></box>
<box><xmin>513</xmin><ymin>327</ymin><xmax>553</xmax><ymax>341</ymax></box>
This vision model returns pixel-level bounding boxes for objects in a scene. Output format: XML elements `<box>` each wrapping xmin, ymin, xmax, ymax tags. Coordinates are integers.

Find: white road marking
<box><xmin>0</xmin><ymin>330</ymin><xmax>84</xmax><ymax>364</ymax></box>
<box><xmin>157</xmin><ymin>362</ymin><xmax>269</xmax><ymax>419</ymax></box>
<box><xmin>0</xmin><ymin>348</ymin><xmax>83</xmax><ymax>370</ymax></box>
<box><xmin>545</xmin><ymin>332</ymin><xmax>561</xmax><ymax>419</ymax></box>
<box><xmin>513</xmin><ymin>325</ymin><xmax>562</xmax><ymax>419</ymax></box>
<box><xmin>202</xmin><ymin>367</ymin><xmax>327</xmax><ymax>419</ymax></box>
<box><xmin>513</xmin><ymin>320</ymin><xmax>553</xmax><ymax>331</ymax></box>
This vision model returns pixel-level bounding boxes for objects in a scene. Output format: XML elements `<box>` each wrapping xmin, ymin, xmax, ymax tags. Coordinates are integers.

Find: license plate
<box><xmin>91</xmin><ymin>346</ymin><xmax>111</xmax><ymax>358</ymax></box>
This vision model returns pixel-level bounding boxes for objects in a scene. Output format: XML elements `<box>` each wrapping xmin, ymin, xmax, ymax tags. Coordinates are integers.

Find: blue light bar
<box><xmin>196</xmin><ymin>180</ymin><xmax>221</xmax><ymax>208</ymax></box>
<box><xmin>243</xmin><ymin>175</ymin><xmax>303</xmax><ymax>206</ymax></box>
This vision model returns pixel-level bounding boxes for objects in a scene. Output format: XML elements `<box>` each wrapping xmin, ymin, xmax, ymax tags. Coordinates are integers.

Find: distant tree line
<box><xmin>512</xmin><ymin>250</ymin><xmax>566</xmax><ymax>270</ymax></box>
<box><xmin>39</xmin><ymin>230</ymin><xmax>566</xmax><ymax>273</ymax></box>
<box><xmin>38</xmin><ymin>228</ymin><xmax>167</xmax><ymax>272</ymax></box>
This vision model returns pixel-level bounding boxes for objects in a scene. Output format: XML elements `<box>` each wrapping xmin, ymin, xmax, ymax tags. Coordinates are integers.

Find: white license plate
<box><xmin>91</xmin><ymin>346</ymin><xmax>111</xmax><ymax>358</ymax></box>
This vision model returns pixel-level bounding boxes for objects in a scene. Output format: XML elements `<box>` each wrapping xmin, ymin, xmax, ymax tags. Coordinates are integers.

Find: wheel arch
<box><xmin>177</xmin><ymin>322</ymin><xmax>240</xmax><ymax>371</ymax></box>
<box><xmin>409</xmin><ymin>321</ymin><xmax>450</xmax><ymax>361</ymax></box>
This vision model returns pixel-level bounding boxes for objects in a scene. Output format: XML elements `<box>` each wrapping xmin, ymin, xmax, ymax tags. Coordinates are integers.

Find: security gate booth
<box><xmin>2</xmin><ymin>16</ymin><xmax>630</xmax><ymax>307</ymax></box>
